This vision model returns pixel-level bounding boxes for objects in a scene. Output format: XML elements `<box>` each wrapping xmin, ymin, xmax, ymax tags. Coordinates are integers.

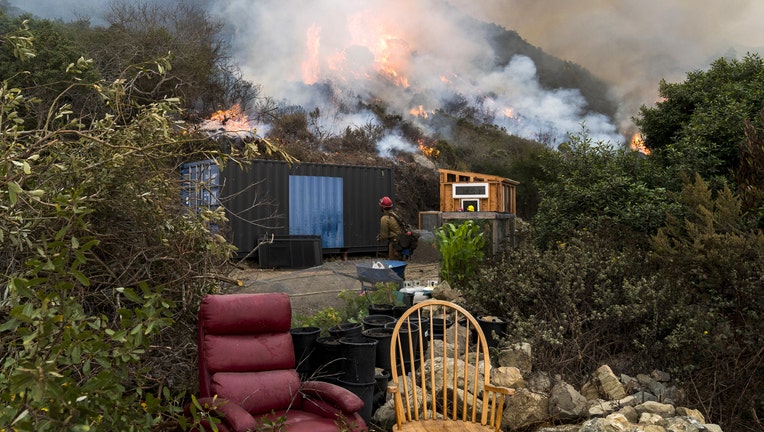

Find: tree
<box><xmin>0</xmin><ymin>12</ymin><xmax>102</xmax><ymax>128</ymax></box>
<box><xmin>635</xmin><ymin>54</ymin><xmax>764</xmax><ymax>187</ymax></box>
<box><xmin>69</xmin><ymin>1</ymin><xmax>257</xmax><ymax>116</ymax></box>
<box><xmin>0</xmin><ymin>20</ymin><xmax>279</xmax><ymax>430</ymax></box>
<box><xmin>532</xmin><ymin>129</ymin><xmax>677</xmax><ymax>248</ymax></box>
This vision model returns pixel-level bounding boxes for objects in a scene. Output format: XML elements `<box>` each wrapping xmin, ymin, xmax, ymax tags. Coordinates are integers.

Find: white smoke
<box><xmin>448</xmin><ymin>0</ymin><xmax>764</xmax><ymax>132</ymax></box>
<box><xmin>377</xmin><ymin>133</ymin><xmax>419</xmax><ymax>158</ymax></box>
<box><xmin>10</xmin><ymin>0</ymin><xmax>763</xmax><ymax>149</ymax></box>
<box><xmin>206</xmin><ymin>0</ymin><xmax>627</xmax><ymax>150</ymax></box>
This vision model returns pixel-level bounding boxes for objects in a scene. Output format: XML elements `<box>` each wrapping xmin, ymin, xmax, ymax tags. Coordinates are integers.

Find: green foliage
<box><xmin>465</xmin><ymin>233</ymin><xmax>656</xmax><ymax>375</ymax></box>
<box><xmin>636</xmin><ymin>54</ymin><xmax>764</xmax><ymax>186</ymax></box>
<box><xmin>648</xmin><ymin>175</ymin><xmax>764</xmax><ymax>427</ymax></box>
<box><xmin>738</xmin><ymin>109</ymin><xmax>764</xmax><ymax>227</ymax></box>
<box><xmin>532</xmin><ymin>129</ymin><xmax>678</xmax><ymax>248</ymax></box>
<box><xmin>467</xmin><ymin>174</ymin><xmax>763</xmax><ymax>430</ymax></box>
<box><xmin>293</xmin><ymin>308</ymin><xmax>343</xmax><ymax>337</ymax></box>
<box><xmin>435</xmin><ymin>220</ymin><xmax>485</xmax><ymax>288</ymax></box>
<box><xmin>0</xmin><ymin>21</ymin><xmax>252</xmax><ymax>430</ymax></box>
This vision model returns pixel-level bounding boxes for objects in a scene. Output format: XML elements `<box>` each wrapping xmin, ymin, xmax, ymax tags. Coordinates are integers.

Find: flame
<box><xmin>207</xmin><ymin>104</ymin><xmax>253</xmax><ymax>132</ymax></box>
<box><xmin>503</xmin><ymin>107</ymin><xmax>516</xmax><ymax>119</ymax></box>
<box><xmin>410</xmin><ymin>105</ymin><xmax>430</xmax><ymax>119</ymax></box>
<box><xmin>630</xmin><ymin>133</ymin><xmax>651</xmax><ymax>155</ymax></box>
<box><xmin>301</xmin><ymin>24</ymin><xmax>322</xmax><ymax>85</ymax></box>
<box><xmin>301</xmin><ymin>11</ymin><xmax>412</xmax><ymax>88</ymax></box>
<box><xmin>418</xmin><ymin>139</ymin><xmax>439</xmax><ymax>158</ymax></box>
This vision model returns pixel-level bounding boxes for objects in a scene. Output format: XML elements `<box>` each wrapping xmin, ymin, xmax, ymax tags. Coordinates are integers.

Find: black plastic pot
<box><xmin>289</xmin><ymin>326</ymin><xmax>320</xmax><ymax>378</ymax></box>
<box><xmin>368</xmin><ymin>303</ymin><xmax>395</xmax><ymax>316</ymax></box>
<box><xmin>401</xmin><ymin>315</ymin><xmax>430</xmax><ymax>343</ymax></box>
<box><xmin>430</xmin><ymin>316</ymin><xmax>454</xmax><ymax>340</ymax></box>
<box><xmin>314</xmin><ymin>336</ymin><xmax>343</xmax><ymax>381</ymax></box>
<box><xmin>328</xmin><ymin>322</ymin><xmax>363</xmax><ymax>340</ymax></box>
<box><xmin>392</xmin><ymin>305</ymin><xmax>410</xmax><ymax>318</ymax></box>
<box><xmin>362</xmin><ymin>314</ymin><xmax>397</xmax><ymax>331</ymax></box>
<box><xmin>373</xmin><ymin>369</ymin><xmax>391</xmax><ymax>411</ymax></box>
<box><xmin>477</xmin><ymin>315</ymin><xmax>509</xmax><ymax>348</ymax></box>
<box><xmin>337</xmin><ymin>379</ymin><xmax>375</xmax><ymax>426</ymax></box>
<box><xmin>340</xmin><ymin>336</ymin><xmax>378</xmax><ymax>383</ymax></box>
<box><xmin>362</xmin><ymin>327</ymin><xmax>394</xmax><ymax>372</ymax></box>
<box><xmin>385</xmin><ymin>321</ymin><xmax>420</xmax><ymax>372</ymax></box>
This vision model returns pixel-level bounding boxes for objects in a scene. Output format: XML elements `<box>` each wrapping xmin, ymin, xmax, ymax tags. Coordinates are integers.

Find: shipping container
<box><xmin>181</xmin><ymin>159</ymin><xmax>394</xmax><ymax>261</ymax></box>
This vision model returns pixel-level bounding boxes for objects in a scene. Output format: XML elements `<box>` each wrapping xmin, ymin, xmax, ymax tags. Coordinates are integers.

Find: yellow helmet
<box><xmin>467</xmin><ymin>205</ymin><xmax>475</xmax><ymax>211</ymax></box>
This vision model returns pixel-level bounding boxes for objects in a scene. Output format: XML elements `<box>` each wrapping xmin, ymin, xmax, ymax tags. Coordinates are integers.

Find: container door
<box><xmin>289</xmin><ymin>175</ymin><xmax>344</xmax><ymax>248</ymax></box>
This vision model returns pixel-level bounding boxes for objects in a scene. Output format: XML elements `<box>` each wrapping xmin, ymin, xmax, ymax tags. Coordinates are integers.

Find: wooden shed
<box><xmin>438</xmin><ymin>168</ymin><xmax>518</xmax><ymax>213</ymax></box>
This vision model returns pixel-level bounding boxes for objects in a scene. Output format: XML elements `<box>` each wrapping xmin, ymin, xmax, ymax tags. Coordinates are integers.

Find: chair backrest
<box><xmin>197</xmin><ymin>293</ymin><xmax>302</xmax><ymax>414</ymax></box>
<box><xmin>389</xmin><ymin>299</ymin><xmax>506</xmax><ymax>430</ymax></box>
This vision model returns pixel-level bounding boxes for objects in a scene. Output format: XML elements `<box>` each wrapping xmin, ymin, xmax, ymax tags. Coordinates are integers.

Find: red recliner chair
<box><xmin>188</xmin><ymin>293</ymin><xmax>366</xmax><ymax>432</ymax></box>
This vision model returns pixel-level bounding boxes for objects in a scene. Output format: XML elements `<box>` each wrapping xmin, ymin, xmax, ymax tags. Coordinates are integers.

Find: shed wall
<box><xmin>217</xmin><ymin>160</ymin><xmax>393</xmax><ymax>257</ymax></box>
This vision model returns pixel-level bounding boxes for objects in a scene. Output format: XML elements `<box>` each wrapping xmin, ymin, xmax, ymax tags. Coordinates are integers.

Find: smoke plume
<box><xmin>449</xmin><ymin>0</ymin><xmax>764</xmax><ymax>131</ymax></box>
<box><xmin>8</xmin><ymin>0</ymin><xmax>763</xmax><ymax>149</ymax></box>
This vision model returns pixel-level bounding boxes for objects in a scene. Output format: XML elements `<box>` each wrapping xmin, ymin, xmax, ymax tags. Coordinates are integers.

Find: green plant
<box><xmin>0</xmin><ymin>20</ymin><xmax>280</xmax><ymax>430</ymax></box>
<box><xmin>435</xmin><ymin>220</ymin><xmax>486</xmax><ymax>288</ymax></box>
<box><xmin>180</xmin><ymin>395</ymin><xmax>224</xmax><ymax>432</ymax></box>
<box><xmin>293</xmin><ymin>307</ymin><xmax>343</xmax><ymax>337</ymax></box>
<box><xmin>256</xmin><ymin>410</ymin><xmax>287</xmax><ymax>432</ymax></box>
<box><xmin>334</xmin><ymin>412</ymin><xmax>367</xmax><ymax>432</ymax></box>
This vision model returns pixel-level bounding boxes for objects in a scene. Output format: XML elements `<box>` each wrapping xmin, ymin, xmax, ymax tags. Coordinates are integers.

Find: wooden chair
<box><xmin>387</xmin><ymin>300</ymin><xmax>514</xmax><ymax>432</ymax></box>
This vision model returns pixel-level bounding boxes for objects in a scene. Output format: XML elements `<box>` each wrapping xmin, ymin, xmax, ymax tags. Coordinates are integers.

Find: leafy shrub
<box><xmin>0</xmin><ymin>24</ymin><xmax>267</xmax><ymax>430</ymax></box>
<box><xmin>466</xmin><ymin>175</ymin><xmax>764</xmax><ymax>431</ymax></box>
<box><xmin>465</xmin><ymin>231</ymin><xmax>656</xmax><ymax>378</ymax></box>
<box><xmin>435</xmin><ymin>220</ymin><xmax>486</xmax><ymax>288</ymax></box>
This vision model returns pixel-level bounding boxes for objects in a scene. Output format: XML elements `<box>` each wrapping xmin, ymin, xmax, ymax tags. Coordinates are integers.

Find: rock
<box><xmin>635</xmin><ymin>401</ymin><xmax>676</xmax><ymax>418</ymax></box>
<box><xmin>591</xmin><ymin>365</ymin><xmax>627</xmax><ymax>400</ymax></box>
<box><xmin>535</xmin><ymin>426</ymin><xmax>581</xmax><ymax>432</ymax></box>
<box><xmin>617</xmin><ymin>405</ymin><xmax>639</xmax><ymax>423</ymax></box>
<box><xmin>675</xmin><ymin>407</ymin><xmax>705</xmax><ymax>423</ymax></box>
<box><xmin>579</xmin><ymin>413</ymin><xmax>631</xmax><ymax>432</ymax></box>
<box><xmin>640</xmin><ymin>412</ymin><xmax>667</xmax><ymax>426</ymax></box>
<box><xmin>587</xmin><ymin>398</ymin><xmax>621</xmax><ymax>417</ymax></box>
<box><xmin>549</xmin><ymin>381</ymin><xmax>588</xmax><ymax>419</ymax></box>
<box><xmin>651</xmin><ymin>369</ymin><xmax>671</xmax><ymax>382</ymax></box>
<box><xmin>665</xmin><ymin>416</ymin><xmax>708</xmax><ymax>431</ymax></box>
<box><xmin>492</xmin><ymin>366</ymin><xmax>525</xmax><ymax>389</ymax></box>
<box><xmin>501</xmin><ymin>388</ymin><xmax>550</xmax><ymax>431</ymax></box>
<box><xmin>580</xmin><ymin>379</ymin><xmax>601</xmax><ymax>401</ymax></box>
<box><xmin>497</xmin><ymin>342</ymin><xmax>532</xmax><ymax>374</ymax></box>
<box><xmin>431</xmin><ymin>280</ymin><xmax>461</xmax><ymax>302</ymax></box>
<box><xmin>527</xmin><ymin>370</ymin><xmax>553</xmax><ymax>394</ymax></box>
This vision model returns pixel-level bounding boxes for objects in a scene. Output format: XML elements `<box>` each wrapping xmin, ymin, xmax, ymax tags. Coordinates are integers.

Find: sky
<box><xmin>7</xmin><ymin>0</ymin><xmax>764</xmax><ymax>147</ymax></box>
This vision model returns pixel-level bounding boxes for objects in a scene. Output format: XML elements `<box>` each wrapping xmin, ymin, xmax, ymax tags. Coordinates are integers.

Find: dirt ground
<box><xmin>226</xmin><ymin>239</ymin><xmax>441</xmax><ymax>318</ymax></box>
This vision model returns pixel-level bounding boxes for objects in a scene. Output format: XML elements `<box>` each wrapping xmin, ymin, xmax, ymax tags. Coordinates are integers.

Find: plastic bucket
<box><xmin>362</xmin><ymin>327</ymin><xmax>394</xmax><ymax>372</ymax></box>
<box><xmin>315</xmin><ymin>336</ymin><xmax>343</xmax><ymax>381</ymax></box>
<box><xmin>340</xmin><ymin>336</ymin><xmax>378</xmax><ymax>383</ymax></box>
<box><xmin>430</xmin><ymin>317</ymin><xmax>454</xmax><ymax>340</ymax></box>
<box><xmin>373</xmin><ymin>370</ymin><xmax>390</xmax><ymax>411</ymax></box>
<box><xmin>289</xmin><ymin>326</ymin><xmax>320</xmax><ymax>378</ymax></box>
<box><xmin>477</xmin><ymin>315</ymin><xmax>509</xmax><ymax>348</ymax></box>
<box><xmin>368</xmin><ymin>303</ymin><xmax>395</xmax><ymax>316</ymax></box>
<box><xmin>337</xmin><ymin>379</ymin><xmax>375</xmax><ymax>426</ymax></box>
<box><xmin>329</xmin><ymin>322</ymin><xmax>363</xmax><ymax>340</ymax></box>
<box><xmin>362</xmin><ymin>314</ymin><xmax>397</xmax><ymax>331</ymax></box>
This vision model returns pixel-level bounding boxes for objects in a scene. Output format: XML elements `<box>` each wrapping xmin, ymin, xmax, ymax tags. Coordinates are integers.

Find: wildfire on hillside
<box><xmin>418</xmin><ymin>139</ymin><xmax>439</xmax><ymax>158</ymax></box>
<box><xmin>301</xmin><ymin>11</ymin><xmax>413</xmax><ymax>88</ymax></box>
<box><xmin>410</xmin><ymin>105</ymin><xmax>432</xmax><ymax>119</ymax></box>
<box><xmin>630</xmin><ymin>133</ymin><xmax>651</xmax><ymax>155</ymax></box>
<box><xmin>206</xmin><ymin>104</ymin><xmax>253</xmax><ymax>133</ymax></box>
